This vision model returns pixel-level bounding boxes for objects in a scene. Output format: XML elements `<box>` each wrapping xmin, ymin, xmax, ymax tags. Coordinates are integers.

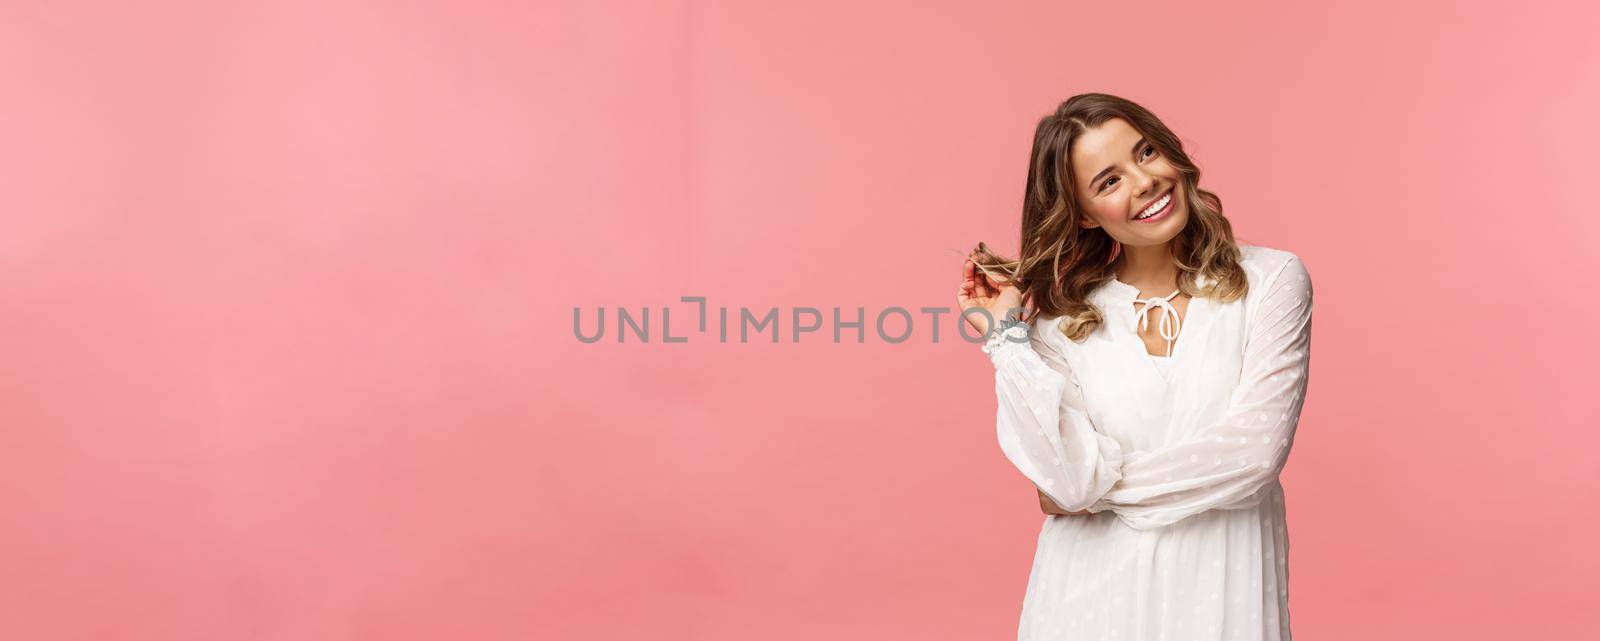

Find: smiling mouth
<box><xmin>1133</xmin><ymin>189</ymin><xmax>1173</xmax><ymax>221</ymax></box>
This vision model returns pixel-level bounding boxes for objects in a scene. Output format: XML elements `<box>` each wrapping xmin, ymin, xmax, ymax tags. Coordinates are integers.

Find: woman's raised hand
<box><xmin>958</xmin><ymin>254</ymin><xmax>1025</xmax><ymax>336</ymax></box>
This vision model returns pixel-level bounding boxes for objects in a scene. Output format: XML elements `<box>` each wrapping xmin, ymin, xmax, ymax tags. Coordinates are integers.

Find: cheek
<box><xmin>1091</xmin><ymin>200</ymin><xmax>1126</xmax><ymax>225</ymax></box>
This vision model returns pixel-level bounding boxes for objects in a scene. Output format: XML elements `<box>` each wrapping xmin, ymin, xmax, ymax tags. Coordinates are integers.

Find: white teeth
<box><xmin>1136</xmin><ymin>193</ymin><xmax>1171</xmax><ymax>220</ymax></box>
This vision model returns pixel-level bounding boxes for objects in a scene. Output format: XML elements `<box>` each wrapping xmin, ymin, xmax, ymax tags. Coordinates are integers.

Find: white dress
<box><xmin>980</xmin><ymin>243</ymin><xmax>1313</xmax><ymax>641</ymax></box>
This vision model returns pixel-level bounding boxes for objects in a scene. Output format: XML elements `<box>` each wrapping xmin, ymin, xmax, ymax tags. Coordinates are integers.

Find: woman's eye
<box><xmin>1100</xmin><ymin>147</ymin><xmax>1159</xmax><ymax>192</ymax></box>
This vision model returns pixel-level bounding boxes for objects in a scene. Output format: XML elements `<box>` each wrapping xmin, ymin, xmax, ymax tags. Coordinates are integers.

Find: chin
<box><xmin>1154</xmin><ymin>209</ymin><xmax>1189</xmax><ymax>241</ymax></box>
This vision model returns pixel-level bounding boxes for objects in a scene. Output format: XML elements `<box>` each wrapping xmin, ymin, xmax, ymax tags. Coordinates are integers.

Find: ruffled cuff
<box><xmin>979</xmin><ymin>321</ymin><xmax>1032</xmax><ymax>367</ymax></box>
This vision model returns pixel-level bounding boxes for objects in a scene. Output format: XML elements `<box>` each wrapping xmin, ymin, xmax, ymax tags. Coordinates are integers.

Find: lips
<box><xmin>1133</xmin><ymin>189</ymin><xmax>1174</xmax><ymax>221</ymax></box>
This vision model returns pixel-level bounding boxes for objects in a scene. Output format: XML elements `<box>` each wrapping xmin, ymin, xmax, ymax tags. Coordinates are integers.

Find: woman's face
<box><xmin>1070</xmin><ymin>117</ymin><xmax>1188</xmax><ymax>247</ymax></box>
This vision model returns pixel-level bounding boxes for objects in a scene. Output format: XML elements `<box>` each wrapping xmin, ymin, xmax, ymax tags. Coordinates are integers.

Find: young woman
<box><xmin>956</xmin><ymin>93</ymin><xmax>1313</xmax><ymax>640</ymax></box>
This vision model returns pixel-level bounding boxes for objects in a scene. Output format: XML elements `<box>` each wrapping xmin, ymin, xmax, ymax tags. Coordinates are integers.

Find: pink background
<box><xmin>2</xmin><ymin>1</ymin><xmax>1596</xmax><ymax>639</ymax></box>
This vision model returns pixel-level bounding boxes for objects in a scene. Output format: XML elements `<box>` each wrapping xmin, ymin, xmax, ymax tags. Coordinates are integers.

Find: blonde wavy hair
<box><xmin>971</xmin><ymin>93</ymin><xmax>1249</xmax><ymax>342</ymax></box>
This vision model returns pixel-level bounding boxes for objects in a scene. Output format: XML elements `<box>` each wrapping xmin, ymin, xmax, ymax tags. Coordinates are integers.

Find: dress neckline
<box><xmin>1092</xmin><ymin>273</ymin><xmax>1209</xmax><ymax>370</ymax></box>
<box><xmin>1093</xmin><ymin>271</ymin><xmax>1214</xmax><ymax>306</ymax></box>
<box><xmin>1098</xmin><ymin>272</ymin><xmax>1212</xmax><ymax>301</ymax></box>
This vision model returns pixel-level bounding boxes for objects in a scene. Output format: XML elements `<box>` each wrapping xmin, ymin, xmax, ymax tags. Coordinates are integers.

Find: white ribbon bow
<box><xmin>1132</xmin><ymin>290</ymin><xmax>1183</xmax><ymax>357</ymax></box>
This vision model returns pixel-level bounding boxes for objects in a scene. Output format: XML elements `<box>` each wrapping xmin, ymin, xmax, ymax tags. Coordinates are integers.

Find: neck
<box><xmin>1115</xmin><ymin>242</ymin><xmax>1181</xmax><ymax>295</ymax></box>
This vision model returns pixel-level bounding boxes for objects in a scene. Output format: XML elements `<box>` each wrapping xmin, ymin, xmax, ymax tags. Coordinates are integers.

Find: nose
<box><xmin>1130</xmin><ymin>168</ymin><xmax>1157</xmax><ymax>198</ymax></box>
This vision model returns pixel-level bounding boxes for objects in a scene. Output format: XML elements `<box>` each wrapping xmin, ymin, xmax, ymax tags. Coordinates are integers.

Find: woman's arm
<box><xmin>1089</xmin><ymin>255</ymin><xmax>1315</xmax><ymax>530</ymax></box>
<box><xmin>984</xmin><ymin>321</ymin><xmax>1125</xmax><ymax>513</ymax></box>
<box><xmin>960</xmin><ymin>255</ymin><xmax>1119</xmax><ymax>515</ymax></box>
<box><xmin>1039</xmin><ymin>488</ymin><xmax>1094</xmax><ymax>515</ymax></box>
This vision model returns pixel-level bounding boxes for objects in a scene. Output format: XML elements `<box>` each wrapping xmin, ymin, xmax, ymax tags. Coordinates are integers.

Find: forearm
<box><xmin>985</xmin><ymin>322</ymin><xmax>1124</xmax><ymax>513</ymax></box>
<box><xmin>1092</xmin><ymin>256</ymin><xmax>1314</xmax><ymax>530</ymax></box>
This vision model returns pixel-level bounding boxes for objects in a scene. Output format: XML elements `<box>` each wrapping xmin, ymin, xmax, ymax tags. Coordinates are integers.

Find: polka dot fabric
<box><xmin>981</xmin><ymin>244</ymin><xmax>1312</xmax><ymax>640</ymax></box>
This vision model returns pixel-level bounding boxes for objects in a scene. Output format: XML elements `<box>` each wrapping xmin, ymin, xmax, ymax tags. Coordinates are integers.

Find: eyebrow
<box><xmin>1089</xmin><ymin>136</ymin><xmax>1147</xmax><ymax>189</ymax></box>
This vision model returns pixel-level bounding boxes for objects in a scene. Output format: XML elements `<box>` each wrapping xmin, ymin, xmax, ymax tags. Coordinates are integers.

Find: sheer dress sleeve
<box><xmin>982</xmin><ymin>319</ymin><xmax>1125</xmax><ymax>513</ymax></box>
<box><xmin>1090</xmin><ymin>255</ymin><xmax>1315</xmax><ymax>530</ymax></box>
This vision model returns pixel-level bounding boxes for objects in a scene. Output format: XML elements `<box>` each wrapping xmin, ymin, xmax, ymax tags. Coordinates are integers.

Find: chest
<box><xmin>1132</xmin><ymin>294</ymin><xmax>1194</xmax><ymax>358</ymax></box>
<box><xmin>1056</xmin><ymin>296</ymin><xmax>1251</xmax><ymax>448</ymax></box>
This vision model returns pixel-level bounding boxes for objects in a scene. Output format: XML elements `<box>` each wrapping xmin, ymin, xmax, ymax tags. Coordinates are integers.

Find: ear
<box><xmin>1078</xmin><ymin>215</ymin><xmax>1101</xmax><ymax>230</ymax></box>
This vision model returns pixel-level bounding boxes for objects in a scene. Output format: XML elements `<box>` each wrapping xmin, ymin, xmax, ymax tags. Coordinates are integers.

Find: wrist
<box><xmin>979</xmin><ymin>319</ymin><xmax>1030</xmax><ymax>356</ymax></box>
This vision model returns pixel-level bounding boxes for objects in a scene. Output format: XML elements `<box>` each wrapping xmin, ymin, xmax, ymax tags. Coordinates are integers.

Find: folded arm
<box><xmin>1090</xmin><ymin>256</ymin><xmax>1315</xmax><ymax>530</ymax></box>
